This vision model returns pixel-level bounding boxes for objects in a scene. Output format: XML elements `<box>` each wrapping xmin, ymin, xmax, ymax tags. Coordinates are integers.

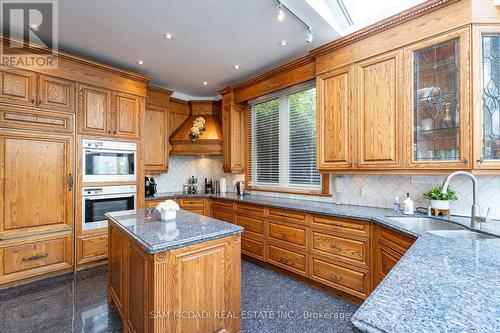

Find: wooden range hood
<box><xmin>169</xmin><ymin>100</ymin><xmax>223</xmax><ymax>155</ymax></box>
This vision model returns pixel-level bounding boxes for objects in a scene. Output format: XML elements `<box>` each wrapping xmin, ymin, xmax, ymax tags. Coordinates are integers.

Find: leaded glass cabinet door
<box><xmin>473</xmin><ymin>26</ymin><xmax>500</xmax><ymax>170</ymax></box>
<box><xmin>405</xmin><ymin>28</ymin><xmax>470</xmax><ymax>169</ymax></box>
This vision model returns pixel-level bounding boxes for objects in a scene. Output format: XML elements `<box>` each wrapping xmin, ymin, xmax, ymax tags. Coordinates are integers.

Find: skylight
<box><xmin>306</xmin><ymin>0</ymin><xmax>426</xmax><ymax>37</ymax></box>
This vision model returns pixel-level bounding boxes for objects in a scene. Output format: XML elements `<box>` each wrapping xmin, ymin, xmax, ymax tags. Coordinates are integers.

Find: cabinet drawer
<box><xmin>311</xmin><ymin>229</ymin><xmax>369</xmax><ymax>268</ymax></box>
<box><xmin>268</xmin><ymin>221</ymin><xmax>306</xmax><ymax>247</ymax></box>
<box><xmin>378</xmin><ymin>226</ymin><xmax>414</xmax><ymax>254</ymax></box>
<box><xmin>79</xmin><ymin>235</ymin><xmax>108</xmax><ymax>264</ymax></box>
<box><xmin>235</xmin><ymin>214</ymin><xmax>264</xmax><ymax>235</ymax></box>
<box><xmin>312</xmin><ymin>215</ymin><xmax>370</xmax><ymax>237</ymax></box>
<box><xmin>267</xmin><ymin>244</ymin><xmax>307</xmax><ymax>276</ymax></box>
<box><xmin>145</xmin><ymin>200</ymin><xmax>161</xmax><ymax>209</ymax></box>
<box><xmin>310</xmin><ymin>256</ymin><xmax>370</xmax><ymax>299</ymax></box>
<box><xmin>211</xmin><ymin>210</ymin><xmax>234</xmax><ymax>223</ymax></box>
<box><xmin>183</xmin><ymin>208</ymin><xmax>205</xmax><ymax>216</ymax></box>
<box><xmin>211</xmin><ymin>200</ymin><xmax>233</xmax><ymax>211</ymax></box>
<box><xmin>268</xmin><ymin>208</ymin><xmax>307</xmax><ymax>224</ymax></box>
<box><xmin>235</xmin><ymin>203</ymin><xmax>264</xmax><ymax>216</ymax></box>
<box><xmin>0</xmin><ymin>107</ymin><xmax>74</xmax><ymax>134</ymax></box>
<box><xmin>0</xmin><ymin>232</ymin><xmax>72</xmax><ymax>284</ymax></box>
<box><xmin>241</xmin><ymin>237</ymin><xmax>264</xmax><ymax>260</ymax></box>
<box><xmin>179</xmin><ymin>198</ymin><xmax>205</xmax><ymax>207</ymax></box>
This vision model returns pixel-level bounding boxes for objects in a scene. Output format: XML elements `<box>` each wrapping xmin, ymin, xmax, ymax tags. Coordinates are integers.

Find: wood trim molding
<box><xmin>1</xmin><ymin>36</ymin><xmax>149</xmax><ymax>83</ymax></box>
<box><xmin>169</xmin><ymin>97</ymin><xmax>190</xmax><ymax>105</ymax></box>
<box><xmin>218</xmin><ymin>54</ymin><xmax>315</xmax><ymax>95</ymax></box>
<box><xmin>309</xmin><ymin>0</ymin><xmax>461</xmax><ymax>58</ymax></box>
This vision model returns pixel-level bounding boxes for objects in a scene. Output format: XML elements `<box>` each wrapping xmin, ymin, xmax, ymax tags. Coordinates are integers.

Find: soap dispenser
<box><xmin>402</xmin><ymin>193</ymin><xmax>414</xmax><ymax>215</ymax></box>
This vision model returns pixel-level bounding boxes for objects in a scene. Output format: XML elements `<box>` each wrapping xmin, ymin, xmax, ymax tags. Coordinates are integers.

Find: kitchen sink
<box><xmin>428</xmin><ymin>230</ymin><xmax>496</xmax><ymax>240</ymax></box>
<box><xmin>386</xmin><ymin>217</ymin><xmax>465</xmax><ymax>231</ymax></box>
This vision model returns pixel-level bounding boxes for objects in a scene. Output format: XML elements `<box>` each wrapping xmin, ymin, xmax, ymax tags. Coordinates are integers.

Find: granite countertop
<box><xmin>148</xmin><ymin>191</ymin><xmax>500</xmax><ymax>332</ymax></box>
<box><xmin>105</xmin><ymin>209</ymin><xmax>243</xmax><ymax>254</ymax></box>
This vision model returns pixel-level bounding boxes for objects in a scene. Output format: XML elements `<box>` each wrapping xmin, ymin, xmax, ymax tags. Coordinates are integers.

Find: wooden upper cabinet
<box><xmin>356</xmin><ymin>49</ymin><xmax>404</xmax><ymax>169</ymax></box>
<box><xmin>0</xmin><ymin>130</ymin><xmax>74</xmax><ymax>239</ymax></box>
<box><xmin>38</xmin><ymin>74</ymin><xmax>76</xmax><ymax>113</ymax></box>
<box><xmin>317</xmin><ymin>65</ymin><xmax>354</xmax><ymax>170</ymax></box>
<box><xmin>78</xmin><ymin>84</ymin><xmax>111</xmax><ymax>136</ymax></box>
<box><xmin>144</xmin><ymin>105</ymin><xmax>167</xmax><ymax>171</ymax></box>
<box><xmin>221</xmin><ymin>92</ymin><xmax>246</xmax><ymax>173</ymax></box>
<box><xmin>112</xmin><ymin>92</ymin><xmax>141</xmax><ymax>139</ymax></box>
<box><xmin>405</xmin><ymin>28</ymin><xmax>471</xmax><ymax>169</ymax></box>
<box><xmin>473</xmin><ymin>25</ymin><xmax>500</xmax><ymax>170</ymax></box>
<box><xmin>0</xmin><ymin>68</ymin><xmax>37</xmax><ymax>107</ymax></box>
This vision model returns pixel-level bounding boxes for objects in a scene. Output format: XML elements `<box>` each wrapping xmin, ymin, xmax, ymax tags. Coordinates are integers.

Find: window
<box><xmin>248</xmin><ymin>81</ymin><xmax>321</xmax><ymax>192</ymax></box>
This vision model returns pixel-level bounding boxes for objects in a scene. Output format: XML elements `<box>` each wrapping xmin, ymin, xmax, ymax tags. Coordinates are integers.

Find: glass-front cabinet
<box><xmin>473</xmin><ymin>26</ymin><xmax>500</xmax><ymax>169</ymax></box>
<box><xmin>405</xmin><ymin>28</ymin><xmax>470</xmax><ymax>169</ymax></box>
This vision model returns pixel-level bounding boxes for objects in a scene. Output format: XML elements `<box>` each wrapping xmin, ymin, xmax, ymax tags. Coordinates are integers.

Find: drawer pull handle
<box><xmin>330</xmin><ymin>243</ymin><xmax>342</xmax><ymax>251</ymax></box>
<box><xmin>22</xmin><ymin>253</ymin><xmax>48</xmax><ymax>261</ymax></box>
<box><xmin>280</xmin><ymin>232</ymin><xmax>289</xmax><ymax>238</ymax></box>
<box><xmin>279</xmin><ymin>256</ymin><xmax>289</xmax><ymax>263</ymax></box>
<box><xmin>387</xmin><ymin>266</ymin><xmax>392</xmax><ymax>271</ymax></box>
<box><xmin>331</xmin><ymin>273</ymin><xmax>342</xmax><ymax>282</ymax></box>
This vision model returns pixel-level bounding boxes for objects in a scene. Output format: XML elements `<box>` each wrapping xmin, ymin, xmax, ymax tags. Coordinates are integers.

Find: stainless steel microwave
<box><xmin>82</xmin><ymin>139</ymin><xmax>137</xmax><ymax>183</ymax></box>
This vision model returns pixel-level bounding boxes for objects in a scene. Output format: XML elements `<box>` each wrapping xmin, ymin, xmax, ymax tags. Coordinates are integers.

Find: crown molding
<box><xmin>309</xmin><ymin>0</ymin><xmax>461</xmax><ymax>58</ymax></box>
<box><xmin>218</xmin><ymin>54</ymin><xmax>315</xmax><ymax>95</ymax></box>
<box><xmin>1</xmin><ymin>36</ymin><xmax>150</xmax><ymax>83</ymax></box>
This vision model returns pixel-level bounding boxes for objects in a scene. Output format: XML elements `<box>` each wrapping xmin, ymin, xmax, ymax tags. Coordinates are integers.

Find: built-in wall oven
<box><xmin>82</xmin><ymin>185</ymin><xmax>136</xmax><ymax>231</ymax></box>
<box><xmin>82</xmin><ymin>139</ymin><xmax>137</xmax><ymax>183</ymax></box>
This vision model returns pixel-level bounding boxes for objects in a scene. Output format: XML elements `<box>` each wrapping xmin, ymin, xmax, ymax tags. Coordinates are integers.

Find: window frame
<box><xmin>245</xmin><ymin>81</ymin><xmax>330</xmax><ymax>196</ymax></box>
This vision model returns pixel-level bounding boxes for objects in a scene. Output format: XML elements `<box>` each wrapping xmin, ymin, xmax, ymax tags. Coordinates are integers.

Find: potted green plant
<box><xmin>422</xmin><ymin>186</ymin><xmax>459</xmax><ymax>210</ymax></box>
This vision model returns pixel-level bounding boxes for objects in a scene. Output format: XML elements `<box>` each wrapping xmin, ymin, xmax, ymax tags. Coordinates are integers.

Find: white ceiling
<box><xmin>55</xmin><ymin>0</ymin><xmax>339</xmax><ymax>98</ymax></box>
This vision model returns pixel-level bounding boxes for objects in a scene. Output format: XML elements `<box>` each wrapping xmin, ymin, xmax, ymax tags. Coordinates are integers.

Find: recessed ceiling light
<box><xmin>202</xmin><ymin>81</ymin><xmax>208</xmax><ymax>86</ymax></box>
<box><xmin>164</xmin><ymin>33</ymin><xmax>174</xmax><ymax>40</ymax></box>
<box><xmin>280</xmin><ymin>40</ymin><xmax>288</xmax><ymax>46</ymax></box>
<box><xmin>233</xmin><ymin>64</ymin><xmax>240</xmax><ymax>69</ymax></box>
<box><xmin>136</xmin><ymin>59</ymin><xmax>144</xmax><ymax>65</ymax></box>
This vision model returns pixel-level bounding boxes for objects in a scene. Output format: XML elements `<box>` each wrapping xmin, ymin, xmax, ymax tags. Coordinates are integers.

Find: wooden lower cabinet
<box><xmin>108</xmin><ymin>222</ymin><xmax>241</xmax><ymax>333</ymax></box>
<box><xmin>0</xmin><ymin>231</ymin><xmax>72</xmax><ymax>285</ymax></box>
<box><xmin>267</xmin><ymin>243</ymin><xmax>308</xmax><ymax>277</ymax></box>
<box><xmin>310</xmin><ymin>255</ymin><xmax>371</xmax><ymax>299</ymax></box>
<box><xmin>372</xmin><ymin>225</ymin><xmax>415</xmax><ymax>288</ymax></box>
<box><xmin>241</xmin><ymin>237</ymin><xmax>265</xmax><ymax>260</ymax></box>
<box><xmin>145</xmin><ymin>198</ymin><xmax>210</xmax><ymax>216</ymax></box>
<box><xmin>77</xmin><ymin>233</ymin><xmax>108</xmax><ymax>265</ymax></box>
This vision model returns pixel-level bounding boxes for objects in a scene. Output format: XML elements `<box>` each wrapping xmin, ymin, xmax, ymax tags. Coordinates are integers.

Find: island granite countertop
<box><xmin>105</xmin><ymin>209</ymin><xmax>243</xmax><ymax>254</ymax></box>
<box><xmin>148</xmin><ymin>192</ymin><xmax>500</xmax><ymax>333</ymax></box>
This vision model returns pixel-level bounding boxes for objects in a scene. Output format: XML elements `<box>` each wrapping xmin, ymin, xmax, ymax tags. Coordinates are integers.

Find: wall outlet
<box><xmin>360</xmin><ymin>185</ymin><xmax>367</xmax><ymax>196</ymax></box>
<box><xmin>334</xmin><ymin>176</ymin><xmax>344</xmax><ymax>193</ymax></box>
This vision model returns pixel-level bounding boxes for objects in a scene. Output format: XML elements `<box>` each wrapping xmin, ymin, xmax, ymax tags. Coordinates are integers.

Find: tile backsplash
<box><xmin>252</xmin><ymin>174</ymin><xmax>500</xmax><ymax>220</ymax></box>
<box><xmin>154</xmin><ymin>155</ymin><xmax>244</xmax><ymax>193</ymax></box>
<box><xmin>155</xmin><ymin>157</ymin><xmax>500</xmax><ymax>219</ymax></box>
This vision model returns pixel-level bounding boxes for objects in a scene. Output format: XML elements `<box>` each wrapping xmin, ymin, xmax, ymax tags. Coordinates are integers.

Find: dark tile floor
<box><xmin>0</xmin><ymin>261</ymin><xmax>357</xmax><ymax>333</ymax></box>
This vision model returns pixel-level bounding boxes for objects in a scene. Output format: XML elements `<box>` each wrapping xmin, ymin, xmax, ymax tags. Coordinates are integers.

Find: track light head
<box><xmin>306</xmin><ymin>29</ymin><xmax>313</xmax><ymax>43</ymax></box>
<box><xmin>277</xmin><ymin>4</ymin><xmax>285</xmax><ymax>21</ymax></box>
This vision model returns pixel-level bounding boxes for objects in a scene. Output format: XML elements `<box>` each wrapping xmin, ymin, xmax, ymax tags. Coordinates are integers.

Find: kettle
<box><xmin>235</xmin><ymin>181</ymin><xmax>245</xmax><ymax>196</ymax></box>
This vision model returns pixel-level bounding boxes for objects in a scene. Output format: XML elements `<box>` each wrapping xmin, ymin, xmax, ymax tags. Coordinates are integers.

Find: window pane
<box><xmin>288</xmin><ymin>88</ymin><xmax>320</xmax><ymax>186</ymax></box>
<box><xmin>254</xmin><ymin>98</ymin><xmax>279</xmax><ymax>184</ymax></box>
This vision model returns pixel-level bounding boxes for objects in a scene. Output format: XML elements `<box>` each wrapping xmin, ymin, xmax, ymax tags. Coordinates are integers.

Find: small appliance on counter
<box><xmin>205</xmin><ymin>178</ymin><xmax>213</xmax><ymax>194</ymax></box>
<box><xmin>235</xmin><ymin>181</ymin><xmax>249</xmax><ymax>196</ymax></box>
<box><xmin>187</xmin><ymin>176</ymin><xmax>198</xmax><ymax>194</ymax></box>
<box><xmin>219</xmin><ymin>178</ymin><xmax>227</xmax><ymax>193</ymax></box>
<box><xmin>145</xmin><ymin>177</ymin><xmax>157</xmax><ymax>197</ymax></box>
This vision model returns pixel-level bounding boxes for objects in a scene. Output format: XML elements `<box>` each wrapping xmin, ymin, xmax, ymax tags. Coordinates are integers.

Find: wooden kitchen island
<box><xmin>106</xmin><ymin>209</ymin><xmax>243</xmax><ymax>333</ymax></box>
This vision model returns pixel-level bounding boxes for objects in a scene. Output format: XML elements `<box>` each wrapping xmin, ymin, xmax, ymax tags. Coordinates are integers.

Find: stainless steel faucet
<box><xmin>441</xmin><ymin>171</ymin><xmax>481</xmax><ymax>228</ymax></box>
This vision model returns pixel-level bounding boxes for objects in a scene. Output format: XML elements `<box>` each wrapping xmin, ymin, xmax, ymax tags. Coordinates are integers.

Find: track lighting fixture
<box><xmin>277</xmin><ymin>3</ymin><xmax>285</xmax><ymax>22</ymax></box>
<box><xmin>273</xmin><ymin>1</ymin><xmax>312</xmax><ymax>45</ymax></box>
<box><xmin>306</xmin><ymin>29</ymin><xmax>313</xmax><ymax>43</ymax></box>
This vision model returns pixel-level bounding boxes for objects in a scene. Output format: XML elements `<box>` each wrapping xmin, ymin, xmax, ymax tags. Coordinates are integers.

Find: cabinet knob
<box><xmin>331</xmin><ymin>273</ymin><xmax>342</xmax><ymax>282</ymax></box>
<box><xmin>477</xmin><ymin>157</ymin><xmax>484</xmax><ymax>164</ymax></box>
<box><xmin>280</xmin><ymin>256</ymin><xmax>289</xmax><ymax>263</ymax></box>
<box><xmin>31</xmin><ymin>99</ymin><xmax>35</xmax><ymax>105</ymax></box>
<box><xmin>463</xmin><ymin>158</ymin><xmax>469</xmax><ymax>165</ymax></box>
